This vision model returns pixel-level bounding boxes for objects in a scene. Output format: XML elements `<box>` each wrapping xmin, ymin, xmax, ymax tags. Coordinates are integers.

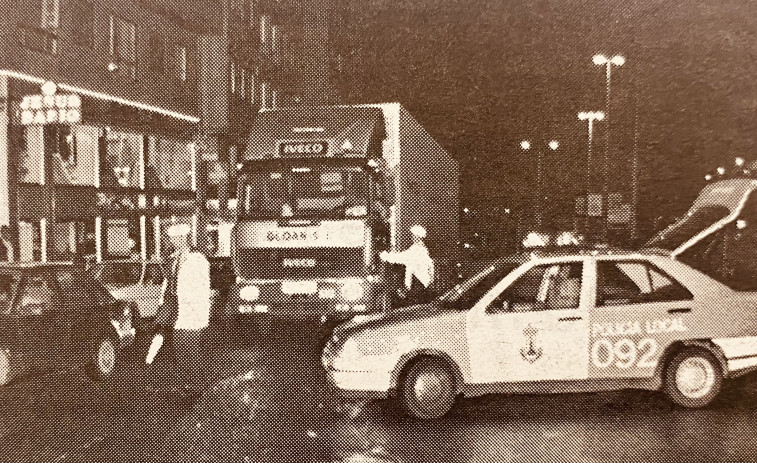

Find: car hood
<box><xmin>333</xmin><ymin>301</ymin><xmax>453</xmax><ymax>339</ymax></box>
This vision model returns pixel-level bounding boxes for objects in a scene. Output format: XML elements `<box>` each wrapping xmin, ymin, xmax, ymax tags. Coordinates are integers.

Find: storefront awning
<box><xmin>244</xmin><ymin>106</ymin><xmax>386</xmax><ymax>160</ymax></box>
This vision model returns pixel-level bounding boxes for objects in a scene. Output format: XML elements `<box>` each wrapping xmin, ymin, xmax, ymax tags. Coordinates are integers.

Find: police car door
<box><xmin>467</xmin><ymin>258</ymin><xmax>590</xmax><ymax>384</ymax></box>
<box><xmin>588</xmin><ymin>257</ymin><xmax>694</xmax><ymax>379</ymax></box>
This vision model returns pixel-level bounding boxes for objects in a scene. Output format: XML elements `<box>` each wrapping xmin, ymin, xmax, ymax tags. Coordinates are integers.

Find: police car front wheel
<box><xmin>664</xmin><ymin>347</ymin><xmax>723</xmax><ymax>408</ymax></box>
<box><xmin>399</xmin><ymin>357</ymin><xmax>457</xmax><ymax>419</ymax></box>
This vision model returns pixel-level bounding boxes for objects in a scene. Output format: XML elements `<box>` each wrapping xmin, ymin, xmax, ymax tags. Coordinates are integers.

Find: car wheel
<box><xmin>664</xmin><ymin>347</ymin><xmax>723</xmax><ymax>408</ymax></box>
<box><xmin>399</xmin><ymin>357</ymin><xmax>457</xmax><ymax>419</ymax></box>
<box><xmin>0</xmin><ymin>350</ymin><xmax>10</xmax><ymax>386</ymax></box>
<box><xmin>86</xmin><ymin>333</ymin><xmax>118</xmax><ymax>381</ymax></box>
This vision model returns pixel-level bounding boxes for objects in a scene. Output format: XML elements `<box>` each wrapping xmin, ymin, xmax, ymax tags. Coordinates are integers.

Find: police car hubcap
<box><xmin>414</xmin><ymin>372</ymin><xmax>449</xmax><ymax>404</ymax></box>
<box><xmin>676</xmin><ymin>357</ymin><xmax>715</xmax><ymax>398</ymax></box>
<box><xmin>98</xmin><ymin>340</ymin><xmax>115</xmax><ymax>374</ymax></box>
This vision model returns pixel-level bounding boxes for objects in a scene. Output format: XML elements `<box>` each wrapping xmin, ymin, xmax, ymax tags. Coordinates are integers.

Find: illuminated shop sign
<box><xmin>17</xmin><ymin>81</ymin><xmax>82</xmax><ymax>125</ymax></box>
<box><xmin>278</xmin><ymin>141</ymin><xmax>329</xmax><ymax>157</ymax></box>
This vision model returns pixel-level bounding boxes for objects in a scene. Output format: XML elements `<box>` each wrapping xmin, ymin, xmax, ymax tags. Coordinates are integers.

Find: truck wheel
<box><xmin>85</xmin><ymin>333</ymin><xmax>118</xmax><ymax>381</ymax></box>
<box><xmin>399</xmin><ymin>357</ymin><xmax>457</xmax><ymax>419</ymax></box>
<box><xmin>664</xmin><ymin>347</ymin><xmax>723</xmax><ymax>408</ymax></box>
<box><xmin>0</xmin><ymin>350</ymin><xmax>10</xmax><ymax>386</ymax></box>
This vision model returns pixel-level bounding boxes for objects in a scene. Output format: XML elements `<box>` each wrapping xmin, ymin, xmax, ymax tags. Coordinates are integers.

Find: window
<box><xmin>260</xmin><ymin>15</ymin><xmax>270</xmax><ymax>46</ymax></box>
<box><xmin>17</xmin><ymin>275</ymin><xmax>55</xmax><ymax>316</ymax></box>
<box><xmin>19</xmin><ymin>0</ymin><xmax>59</xmax><ymax>54</ymax></box>
<box><xmin>148</xmin><ymin>34</ymin><xmax>165</xmax><ymax>74</ymax></box>
<box><xmin>240</xmin><ymin>68</ymin><xmax>246</xmax><ymax>99</ymax></box>
<box><xmin>249</xmin><ymin>0</ymin><xmax>257</xmax><ymax>28</ymax></box>
<box><xmin>174</xmin><ymin>45</ymin><xmax>187</xmax><ymax>82</ymax></box>
<box><xmin>249</xmin><ymin>72</ymin><xmax>256</xmax><ymax>104</ymax></box>
<box><xmin>71</xmin><ymin>0</ymin><xmax>94</xmax><ymax>47</ymax></box>
<box><xmin>489</xmin><ymin>263</ymin><xmax>583</xmax><ymax>313</ymax></box>
<box><xmin>596</xmin><ymin>261</ymin><xmax>693</xmax><ymax>306</ymax></box>
<box><xmin>41</xmin><ymin>0</ymin><xmax>59</xmax><ymax>29</ymax></box>
<box><xmin>109</xmin><ymin>16</ymin><xmax>136</xmax><ymax>79</ymax></box>
<box><xmin>271</xmin><ymin>24</ymin><xmax>279</xmax><ymax>56</ymax></box>
<box><xmin>230</xmin><ymin>61</ymin><xmax>236</xmax><ymax>94</ymax></box>
<box><xmin>261</xmin><ymin>81</ymin><xmax>269</xmax><ymax>109</ymax></box>
<box><xmin>271</xmin><ymin>89</ymin><xmax>277</xmax><ymax>109</ymax></box>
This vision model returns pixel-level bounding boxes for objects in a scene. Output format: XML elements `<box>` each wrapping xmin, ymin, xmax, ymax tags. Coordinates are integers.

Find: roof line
<box><xmin>0</xmin><ymin>69</ymin><xmax>201</xmax><ymax>123</ymax></box>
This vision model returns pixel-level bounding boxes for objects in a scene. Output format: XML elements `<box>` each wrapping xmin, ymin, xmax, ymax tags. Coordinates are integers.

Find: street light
<box><xmin>717</xmin><ymin>167</ymin><xmax>726</xmax><ymax>176</ymax></box>
<box><xmin>593</xmin><ymin>54</ymin><xmax>625</xmax><ymax>241</ymax></box>
<box><xmin>705</xmin><ymin>174</ymin><xmax>713</xmax><ymax>181</ymax></box>
<box><xmin>736</xmin><ymin>157</ymin><xmax>745</xmax><ymax>167</ymax></box>
<box><xmin>578</xmin><ymin>111</ymin><xmax>605</xmax><ymax>234</ymax></box>
<box><xmin>521</xmin><ymin>140</ymin><xmax>558</xmax><ymax>229</ymax></box>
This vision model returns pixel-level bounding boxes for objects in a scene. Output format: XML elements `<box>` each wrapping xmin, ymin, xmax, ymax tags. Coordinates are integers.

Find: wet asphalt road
<box><xmin>2</xmin><ymin>323</ymin><xmax>757</xmax><ymax>462</ymax></box>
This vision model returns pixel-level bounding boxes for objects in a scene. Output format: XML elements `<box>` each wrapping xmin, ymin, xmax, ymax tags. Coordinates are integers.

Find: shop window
<box><xmin>146</xmin><ymin>137</ymin><xmax>193</xmax><ymax>190</ymax></box>
<box><xmin>109</xmin><ymin>16</ymin><xmax>136</xmax><ymax>80</ymax></box>
<box><xmin>105</xmin><ymin>218</ymin><xmax>140</xmax><ymax>259</ymax></box>
<box><xmin>71</xmin><ymin>0</ymin><xmax>94</xmax><ymax>47</ymax></box>
<box><xmin>19</xmin><ymin>126</ymin><xmax>45</xmax><ymax>184</ymax></box>
<box><xmin>174</xmin><ymin>45</ymin><xmax>187</xmax><ymax>82</ymax></box>
<box><xmin>103</xmin><ymin>130</ymin><xmax>141</xmax><ymax>189</ymax></box>
<box><xmin>0</xmin><ymin>274</ymin><xmax>19</xmax><ymax>315</ymax></box>
<box><xmin>18</xmin><ymin>221</ymin><xmax>41</xmax><ymax>262</ymax></box>
<box><xmin>53</xmin><ymin>125</ymin><xmax>98</xmax><ymax>186</ymax></box>
<box><xmin>51</xmin><ymin>222</ymin><xmax>76</xmax><ymax>261</ymax></box>
<box><xmin>148</xmin><ymin>33</ymin><xmax>165</xmax><ymax>74</ymax></box>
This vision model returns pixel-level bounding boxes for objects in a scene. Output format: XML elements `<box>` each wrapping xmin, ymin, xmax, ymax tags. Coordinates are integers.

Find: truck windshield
<box><xmin>239</xmin><ymin>166</ymin><xmax>370</xmax><ymax>219</ymax></box>
<box><xmin>646</xmin><ymin>205</ymin><xmax>730</xmax><ymax>251</ymax></box>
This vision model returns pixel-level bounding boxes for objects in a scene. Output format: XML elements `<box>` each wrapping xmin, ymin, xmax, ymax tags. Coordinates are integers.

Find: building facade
<box><xmin>0</xmin><ymin>0</ymin><xmax>340</xmax><ymax>262</ymax></box>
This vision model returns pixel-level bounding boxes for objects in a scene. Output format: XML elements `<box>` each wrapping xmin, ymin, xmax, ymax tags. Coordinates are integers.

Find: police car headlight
<box><xmin>239</xmin><ymin>285</ymin><xmax>260</xmax><ymax>301</ymax></box>
<box><xmin>340</xmin><ymin>281</ymin><xmax>363</xmax><ymax>301</ymax></box>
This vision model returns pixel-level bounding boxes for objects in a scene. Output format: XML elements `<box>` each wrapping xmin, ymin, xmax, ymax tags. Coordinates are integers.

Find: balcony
<box><xmin>17</xmin><ymin>24</ymin><xmax>58</xmax><ymax>55</ymax></box>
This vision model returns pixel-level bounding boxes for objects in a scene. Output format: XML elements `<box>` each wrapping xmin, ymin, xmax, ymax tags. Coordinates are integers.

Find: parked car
<box><xmin>89</xmin><ymin>259</ymin><xmax>165</xmax><ymax>321</ymax></box>
<box><xmin>323</xmin><ymin>247</ymin><xmax>757</xmax><ymax>419</ymax></box>
<box><xmin>0</xmin><ymin>262</ymin><xmax>135</xmax><ymax>386</ymax></box>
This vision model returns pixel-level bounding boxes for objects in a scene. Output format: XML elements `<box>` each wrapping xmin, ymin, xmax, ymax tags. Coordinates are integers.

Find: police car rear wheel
<box><xmin>399</xmin><ymin>357</ymin><xmax>456</xmax><ymax>419</ymax></box>
<box><xmin>664</xmin><ymin>348</ymin><xmax>723</xmax><ymax>408</ymax></box>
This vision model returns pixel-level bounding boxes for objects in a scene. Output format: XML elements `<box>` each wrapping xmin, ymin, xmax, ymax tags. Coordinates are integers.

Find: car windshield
<box><xmin>646</xmin><ymin>205</ymin><xmax>730</xmax><ymax>251</ymax></box>
<box><xmin>238</xmin><ymin>166</ymin><xmax>370</xmax><ymax>219</ymax></box>
<box><xmin>440</xmin><ymin>260</ymin><xmax>521</xmax><ymax>308</ymax></box>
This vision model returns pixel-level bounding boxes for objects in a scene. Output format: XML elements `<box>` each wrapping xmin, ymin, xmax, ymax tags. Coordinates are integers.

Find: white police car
<box><xmin>322</xmin><ymin>248</ymin><xmax>757</xmax><ymax>419</ymax></box>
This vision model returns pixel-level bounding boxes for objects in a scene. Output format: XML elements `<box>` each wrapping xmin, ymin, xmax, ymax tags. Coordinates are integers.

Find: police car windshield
<box><xmin>239</xmin><ymin>166</ymin><xmax>369</xmax><ymax>219</ymax></box>
<box><xmin>646</xmin><ymin>205</ymin><xmax>729</xmax><ymax>251</ymax></box>
<box><xmin>440</xmin><ymin>261</ymin><xmax>520</xmax><ymax>308</ymax></box>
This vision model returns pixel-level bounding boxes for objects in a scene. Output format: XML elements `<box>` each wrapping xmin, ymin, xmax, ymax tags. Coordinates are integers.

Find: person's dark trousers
<box><xmin>405</xmin><ymin>276</ymin><xmax>432</xmax><ymax>306</ymax></box>
<box><xmin>173</xmin><ymin>328</ymin><xmax>210</xmax><ymax>393</ymax></box>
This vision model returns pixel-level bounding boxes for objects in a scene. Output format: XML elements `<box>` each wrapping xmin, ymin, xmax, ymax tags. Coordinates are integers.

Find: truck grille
<box><xmin>236</xmin><ymin>248</ymin><xmax>366</xmax><ymax>280</ymax></box>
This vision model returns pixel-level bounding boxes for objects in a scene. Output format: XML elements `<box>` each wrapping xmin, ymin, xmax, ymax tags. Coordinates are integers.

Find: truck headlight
<box><xmin>340</xmin><ymin>281</ymin><xmax>363</xmax><ymax>301</ymax></box>
<box><xmin>239</xmin><ymin>285</ymin><xmax>260</xmax><ymax>301</ymax></box>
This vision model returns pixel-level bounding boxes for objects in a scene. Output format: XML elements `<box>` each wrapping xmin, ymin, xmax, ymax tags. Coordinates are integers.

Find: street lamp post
<box><xmin>578</xmin><ymin>111</ymin><xmax>605</xmax><ymax>236</ymax></box>
<box><xmin>593</xmin><ymin>54</ymin><xmax>625</xmax><ymax>239</ymax></box>
<box><xmin>520</xmin><ymin>140</ymin><xmax>558</xmax><ymax>230</ymax></box>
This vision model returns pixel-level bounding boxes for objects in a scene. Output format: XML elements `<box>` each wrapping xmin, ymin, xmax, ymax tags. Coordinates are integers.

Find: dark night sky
<box><xmin>340</xmin><ymin>0</ymin><xmax>757</xmax><ymax>240</ymax></box>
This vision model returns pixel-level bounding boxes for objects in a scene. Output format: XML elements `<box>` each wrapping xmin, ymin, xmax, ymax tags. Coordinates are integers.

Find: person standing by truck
<box><xmin>380</xmin><ymin>225</ymin><xmax>435</xmax><ymax>306</ymax></box>
<box><xmin>146</xmin><ymin>223</ymin><xmax>211</xmax><ymax>399</ymax></box>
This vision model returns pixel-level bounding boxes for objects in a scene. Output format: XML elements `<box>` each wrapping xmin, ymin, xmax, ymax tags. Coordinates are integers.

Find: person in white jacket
<box><xmin>146</xmin><ymin>223</ymin><xmax>211</xmax><ymax>396</ymax></box>
<box><xmin>380</xmin><ymin>225</ymin><xmax>435</xmax><ymax>306</ymax></box>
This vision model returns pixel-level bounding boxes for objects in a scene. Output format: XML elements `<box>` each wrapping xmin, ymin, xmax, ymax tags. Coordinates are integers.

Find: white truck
<box><xmin>226</xmin><ymin>103</ymin><xmax>459</xmax><ymax>330</ymax></box>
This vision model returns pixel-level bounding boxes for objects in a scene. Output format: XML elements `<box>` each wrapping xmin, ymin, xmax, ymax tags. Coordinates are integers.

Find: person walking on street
<box><xmin>145</xmin><ymin>223</ymin><xmax>211</xmax><ymax>400</ymax></box>
<box><xmin>380</xmin><ymin>225</ymin><xmax>435</xmax><ymax>306</ymax></box>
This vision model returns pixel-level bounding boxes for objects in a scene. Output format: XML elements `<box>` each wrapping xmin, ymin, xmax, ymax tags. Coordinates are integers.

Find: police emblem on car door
<box><xmin>467</xmin><ymin>260</ymin><xmax>590</xmax><ymax>384</ymax></box>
